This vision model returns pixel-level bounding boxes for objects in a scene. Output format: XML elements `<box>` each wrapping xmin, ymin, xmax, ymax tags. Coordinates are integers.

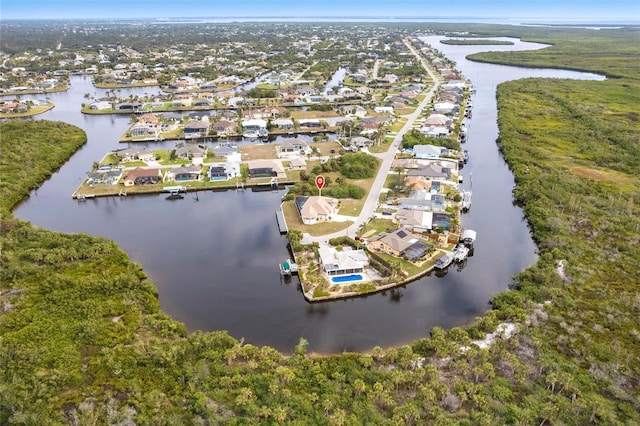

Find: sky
<box><xmin>1</xmin><ymin>0</ymin><xmax>639</xmax><ymax>22</ymax></box>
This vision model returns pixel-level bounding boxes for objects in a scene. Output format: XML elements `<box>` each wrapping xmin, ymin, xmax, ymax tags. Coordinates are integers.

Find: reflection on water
<box><xmin>12</xmin><ymin>37</ymin><xmax>604</xmax><ymax>353</ymax></box>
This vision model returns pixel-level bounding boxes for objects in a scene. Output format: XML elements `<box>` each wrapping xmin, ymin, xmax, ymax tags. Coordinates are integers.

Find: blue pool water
<box><xmin>331</xmin><ymin>274</ymin><xmax>363</xmax><ymax>283</ymax></box>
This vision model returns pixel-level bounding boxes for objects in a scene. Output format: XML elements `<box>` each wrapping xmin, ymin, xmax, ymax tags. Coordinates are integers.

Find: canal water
<box><xmin>12</xmin><ymin>37</ymin><xmax>604</xmax><ymax>353</ymax></box>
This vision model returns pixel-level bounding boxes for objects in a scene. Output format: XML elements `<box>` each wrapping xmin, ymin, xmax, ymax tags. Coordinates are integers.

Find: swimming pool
<box><xmin>331</xmin><ymin>274</ymin><xmax>363</xmax><ymax>283</ymax></box>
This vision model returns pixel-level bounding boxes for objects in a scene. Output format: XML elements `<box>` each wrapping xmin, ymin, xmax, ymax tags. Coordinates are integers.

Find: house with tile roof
<box><xmin>295</xmin><ymin>196</ymin><xmax>339</xmax><ymax>225</ymax></box>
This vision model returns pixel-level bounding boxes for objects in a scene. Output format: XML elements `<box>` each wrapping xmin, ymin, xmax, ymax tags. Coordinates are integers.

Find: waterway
<box><xmin>11</xmin><ymin>37</ymin><xmax>604</xmax><ymax>353</ymax></box>
<box><xmin>323</xmin><ymin>67</ymin><xmax>347</xmax><ymax>94</ymax></box>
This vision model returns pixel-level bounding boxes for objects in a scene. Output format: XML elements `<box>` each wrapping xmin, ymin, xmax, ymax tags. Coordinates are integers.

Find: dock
<box><xmin>275</xmin><ymin>209</ymin><xmax>288</xmax><ymax>234</ymax></box>
<box><xmin>461</xmin><ymin>190</ymin><xmax>472</xmax><ymax>211</ymax></box>
<box><xmin>75</xmin><ymin>193</ymin><xmax>96</xmax><ymax>200</ymax></box>
<box><xmin>162</xmin><ymin>185</ymin><xmax>187</xmax><ymax>193</ymax></box>
<box><xmin>279</xmin><ymin>259</ymin><xmax>298</xmax><ymax>275</ymax></box>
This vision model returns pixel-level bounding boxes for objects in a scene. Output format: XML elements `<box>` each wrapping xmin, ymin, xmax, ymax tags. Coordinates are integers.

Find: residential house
<box><xmin>244</xmin><ymin>109</ymin><xmax>267</xmax><ymax>120</ymax></box>
<box><xmin>362</xmin><ymin>116</ymin><xmax>394</xmax><ymax>126</ymax></box>
<box><xmin>423</xmin><ymin>114</ymin><xmax>452</xmax><ymax>128</ymax></box>
<box><xmin>272</xmin><ymin>118</ymin><xmax>295</xmax><ymax>130</ymax></box>
<box><xmin>344</xmin><ymin>93</ymin><xmax>364</xmax><ymax>102</ymax></box>
<box><xmin>165</xmin><ymin>165</ymin><xmax>201</xmax><ymax>182</ymax></box>
<box><xmin>123</xmin><ymin>167</ymin><xmax>161</xmax><ymax>186</ymax></box>
<box><xmin>341</xmin><ymin>105</ymin><xmax>367</xmax><ymax>118</ymax></box>
<box><xmin>211</xmin><ymin>146</ymin><xmax>240</xmax><ymax>160</ymax></box>
<box><xmin>289</xmin><ymin>157</ymin><xmax>307</xmax><ymax>170</ymax></box>
<box><xmin>175</xmin><ymin>145</ymin><xmax>206</xmax><ymax>163</ymax></box>
<box><xmin>0</xmin><ymin>102</ymin><xmax>21</xmax><ymax>113</ymax></box>
<box><xmin>398</xmin><ymin>190</ymin><xmax>446</xmax><ymax>212</ymax></box>
<box><xmin>413</xmin><ymin>144</ymin><xmax>448</xmax><ymax>159</ymax></box>
<box><xmin>433</xmin><ymin>102</ymin><xmax>458</xmax><ymax>114</ymax></box>
<box><xmin>199</xmin><ymin>92</ymin><xmax>215</xmax><ymax>100</ymax></box>
<box><xmin>115</xmin><ymin>102</ymin><xmax>141</xmax><ymax>111</ymax></box>
<box><xmin>193</xmin><ymin>98</ymin><xmax>212</xmax><ymax>107</ymax></box>
<box><xmin>138</xmin><ymin>113</ymin><xmax>160</xmax><ymax>125</ymax></box>
<box><xmin>295</xmin><ymin>196</ymin><xmax>339</xmax><ymax>225</ymax></box>
<box><xmin>399</xmin><ymin>91</ymin><xmax>417</xmax><ymax>100</ymax></box>
<box><xmin>360</xmin><ymin>122</ymin><xmax>379</xmax><ymax>135</ymax></box>
<box><xmin>246</xmin><ymin>159</ymin><xmax>286</xmax><ymax>179</ymax></box>
<box><xmin>184</xmin><ymin>121</ymin><xmax>210</xmax><ymax>138</ymax></box>
<box><xmin>199</xmin><ymin>82</ymin><xmax>218</xmax><ymax>90</ymax></box>
<box><xmin>396</xmin><ymin>209</ymin><xmax>434</xmax><ymax>233</ymax></box>
<box><xmin>418</xmin><ymin>126</ymin><xmax>449</xmax><ymax>139</ymax></box>
<box><xmin>407</xmin><ymin>163</ymin><xmax>452</xmax><ymax>181</ymax></box>
<box><xmin>282</xmin><ymin>93</ymin><xmax>301</xmax><ymax>104</ymax></box>
<box><xmin>129</xmin><ymin>123</ymin><xmax>156</xmax><ymax>137</ymax></box>
<box><xmin>377</xmin><ymin>74</ymin><xmax>399</xmax><ymax>85</ymax></box>
<box><xmin>375</xmin><ymin>106</ymin><xmax>394</xmax><ymax>114</ymax></box>
<box><xmin>318</xmin><ymin>245</ymin><xmax>369</xmax><ymax>277</ymax></box>
<box><xmin>324</xmin><ymin>117</ymin><xmax>354</xmax><ymax>127</ymax></box>
<box><xmin>350</xmin><ymin>74</ymin><xmax>369</xmax><ymax>84</ymax></box>
<box><xmin>366</xmin><ymin>228</ymin><xmax>427</xmax><ymax>258</ymax></box>
<box><xmin>114</xmin><ymin>147</ymin><xmax>154</xmax><ymax>163</ymax></box>
<box><xmin>438</xmin><ymin>92</ymin><xmax>462</xmax><ymax>104</ymax></box>
<box><xmin>264</xmin><ymin>106</ymin><xmax>288</xmax><ymax>118</ymax></box>
<box><xmin>86</xmin><ymin>169</ymin><xmax>124</xmax><ymax>186</ymax></box>
<box><xmin>208</xmin><ymin>161</ymin><xmax>241</xmax><ymax>181</ymax></box>
<box><xmin>305</xmin><ymin>95</ymin><xmax>324</xmax><ymax>104</ymax></box>
<box><xmin>298</xmin><ymin>119</ymin><xmax>321</xmax><ymax>128</ymax></box>
<box><xmin>89</xmin><ymin>101</ymin><xmax>112</xmax><ymax>110</ymax></box>
<box><xmin>208</xmin><ymin>165</ymin><xmax>228</xmax><ymax>181</ymax></box>
<box><xmin>212</xmin><ymin>120</ymin><xmax>237</xmax><ymax>136</ymax></box>
<box><xmin>351</xmin><ymin>136</ymin><xmax>373</xmax><ymax>148</ymax></box>
<box><xmin>277</xmin><ymin>139</ymin><xmax>311</xmax><ymax>158</ymax></box>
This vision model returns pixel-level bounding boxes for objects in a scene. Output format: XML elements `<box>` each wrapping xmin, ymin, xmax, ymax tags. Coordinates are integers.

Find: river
<box><xmin>11</xmin><ymin>37</ymin><xmax>604</xmax><ymax>354</ymax></box>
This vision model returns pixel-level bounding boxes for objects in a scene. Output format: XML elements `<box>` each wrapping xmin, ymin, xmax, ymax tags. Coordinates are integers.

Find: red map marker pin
<box><xmin>315</xmin><ymin>175</ymin><xmax>325</xmax><ymax>190</ymax></box>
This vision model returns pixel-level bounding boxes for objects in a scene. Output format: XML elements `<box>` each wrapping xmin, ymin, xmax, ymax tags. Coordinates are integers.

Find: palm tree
<box><xmin>371</xmin><ymin>129</ymin><xmax>385</xmax><ymax>146</ymax></box>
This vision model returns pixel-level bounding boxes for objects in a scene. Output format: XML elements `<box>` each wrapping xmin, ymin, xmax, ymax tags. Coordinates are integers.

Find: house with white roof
<box><xmin>272</xmin><ymin>118</ymin><xmax>295</xmax><ymax>130</ymax></box>
<box><xmin>433</xmin><ymin>102</ymin><xmax>458</xmax><ymax>114</ymax></box>
<box><xmin>396</xmin><ymin>209</ymin><xmax>434</xmax><ymax>233</ymax></box>
<box><xmin>318</xmin><ymin>245</ymin><xmax>369</xmax><ymax>277</ymax></box>
<box><xmin>277</xmin><ymin>139</ymin><xmax>311</xmax><ymax>158</ymax></box>
<box><xmin>413</xmin><ymin>144</ymin><xmax>448</xmax><ymax>159</ymax></box>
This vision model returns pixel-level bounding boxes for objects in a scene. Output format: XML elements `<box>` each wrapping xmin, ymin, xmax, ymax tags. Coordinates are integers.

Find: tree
<box><xmin>293</xmin><ymin>337</ymin><xmax>308</xmax><ymax>357</ymax></box>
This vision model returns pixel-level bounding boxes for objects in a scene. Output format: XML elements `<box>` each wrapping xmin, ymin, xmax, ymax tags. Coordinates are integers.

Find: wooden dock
<box><xmin>275</xmin><ymin>209</ymin><xmax>288</xmax><ymax>234</ymax></box>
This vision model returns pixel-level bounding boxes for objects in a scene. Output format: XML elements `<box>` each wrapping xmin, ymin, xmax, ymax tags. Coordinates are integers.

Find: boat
<box><xmin>452</xmin><ymin>244</ymin><xmax>469</xmax><ymax>262</ymax></box>
<box><xmin>279</xmin><ymin>259</ymin><xmax>299</xmax><ymax>275</ymax></box>
<box><xmin>166</xmin><ymin>190</ymin><xmax>184</xmax><ymax>200</ymax></box>
<box><xmin>434</xmin><ymin>252</ymin><xmax>454</xmax><ymax>270</ymax></box>
<box><xmin>462</xmin><ymin>229</ymin><xmax>477</xmax><ymax>247</ymax></box>
<box><xmin>463</xmin><ymin>150</ymin><xmax>469</xmax><ymax>163</ymax></box>
<box><xmin>461</xmin><ymin>190</ymin><xmax>472</xmax><ymax>211</ymax></box>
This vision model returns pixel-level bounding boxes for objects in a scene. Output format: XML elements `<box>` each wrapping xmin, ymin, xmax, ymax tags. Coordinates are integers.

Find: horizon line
<box><xmin>2</xmin><ymin>16</ymin><xmax>639</xmax><ymax>24</ymax></box>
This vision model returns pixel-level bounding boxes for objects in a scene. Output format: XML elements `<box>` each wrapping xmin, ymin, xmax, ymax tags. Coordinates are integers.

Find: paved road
<box><xmin>301</xmin><ymin>39</ymin><xmax>441</xmax><ymax>244</ymax></box>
